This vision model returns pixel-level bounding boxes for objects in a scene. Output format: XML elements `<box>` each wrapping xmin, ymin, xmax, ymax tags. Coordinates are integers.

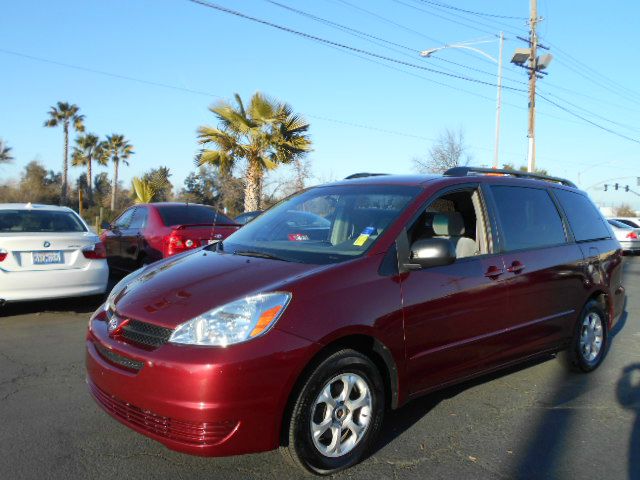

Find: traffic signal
<box><xmin>604</xmin><ymin>184</ymin><xmax>608</xmax><ymax>191</ymax></box>
<box><xmin>615</xmin><ymin>183</ymin><xmax>619</xmax><ymax>190</ymax></box>
<box><xmin>626</xmin><ymin>185</ymin><xmax>630</xmax><ymax>192</ymax></box>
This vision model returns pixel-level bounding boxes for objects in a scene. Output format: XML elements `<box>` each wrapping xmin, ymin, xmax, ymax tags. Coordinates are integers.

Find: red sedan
<box><xmin>100</xmin><ymin>203</ymin><xmax>239</xmax><ymax>273</ymax></box>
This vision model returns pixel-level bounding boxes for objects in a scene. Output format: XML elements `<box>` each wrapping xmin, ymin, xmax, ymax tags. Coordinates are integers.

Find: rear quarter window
<box><xmin>490</xmin><ymin>186</ymin><xmax>567</xmax><ymax>251</ymax></box>
<box><xmin>553</xmin><ymin>189</ymin><xmax>611</xmax><ymax>242</ymax></box>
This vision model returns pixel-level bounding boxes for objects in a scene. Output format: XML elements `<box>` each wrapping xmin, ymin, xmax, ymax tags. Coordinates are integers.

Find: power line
<box><xmin>537</xmin><ymin>93</ymin><xmax>640</xmax><ymax>145</ymax></box>
<box><xmin>395</xmin><ymin>0</ymin><xmax>528</xmax><ymax>40</ymax></box>
<box><xmin>264</xmin><ymin>0</ymin><xmax>527</xmax><ymax>87</ymax></box>
<box><xmin>185</xmin><ymin>0</ymin><xmax>526</xmax><ymax>92</ymax></box>
<box><xmin>413</xmin><ymin>0</ymin><xmax>528</xmax><ymax>21</ymax></box>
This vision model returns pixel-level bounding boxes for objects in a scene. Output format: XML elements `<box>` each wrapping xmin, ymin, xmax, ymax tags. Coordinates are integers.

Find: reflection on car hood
<box><xmin>113</xmin><ymin>250</ymin><xmax>326</xmax><ymax>329</ymax></box>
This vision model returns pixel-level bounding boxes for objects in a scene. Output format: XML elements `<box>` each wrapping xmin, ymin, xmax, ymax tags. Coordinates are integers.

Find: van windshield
<box><xmin>218</xmin><ymin>184</ymin><xmax>420</xmax><ymax>264</ymax></box>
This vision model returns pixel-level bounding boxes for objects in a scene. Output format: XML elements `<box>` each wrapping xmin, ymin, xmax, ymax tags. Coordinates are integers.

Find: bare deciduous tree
<box><xmin>414</xmin><ymin>128</ymin><xmax>471</xmax><ymax>174</ymax></box>
<box><xmin>615</xmin><ymin>203</ymin><xmax>636</xmax><ymax>217</ymax></box>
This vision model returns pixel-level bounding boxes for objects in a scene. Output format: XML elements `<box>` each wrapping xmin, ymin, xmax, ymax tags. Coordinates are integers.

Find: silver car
<box><xmin>607</xmin><ymin>219</ymin><xmax>640</xmax><ymax>254</ymax></box>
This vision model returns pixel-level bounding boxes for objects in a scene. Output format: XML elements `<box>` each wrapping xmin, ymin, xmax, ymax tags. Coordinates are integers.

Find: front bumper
<box><xmin>85</xmin><ymin>311</ymin><xmax>317</xmax><ymax>456</ymax></box>
<box><xmin>0</xmin><ymin>261</ymin><xmax>109</xmax><ymax>302</ymax></box>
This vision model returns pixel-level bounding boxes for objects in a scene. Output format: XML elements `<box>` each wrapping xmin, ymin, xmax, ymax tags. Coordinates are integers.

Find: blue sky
<box><xmin>1</xmin><ymin>0</ymin><xmax>639</xmax><ymax>209</ymax></box>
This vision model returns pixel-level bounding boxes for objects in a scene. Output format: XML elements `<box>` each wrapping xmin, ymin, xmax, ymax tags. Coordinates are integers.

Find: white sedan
<box><xmin>0</xmin><ymin>203</ymin><xmax>109</xmax><ymax>304</ymax></box>
<box><xmin>607</xmin><ymin>218</ymin><xmax>640</xmax><ymax>254</ymax></box>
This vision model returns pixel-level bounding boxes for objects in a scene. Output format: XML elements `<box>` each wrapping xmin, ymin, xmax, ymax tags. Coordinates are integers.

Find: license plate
<box><xmin>32</xmin><ymin>251</ymin><xmax>63</xmax><ymax>265</ymax></box>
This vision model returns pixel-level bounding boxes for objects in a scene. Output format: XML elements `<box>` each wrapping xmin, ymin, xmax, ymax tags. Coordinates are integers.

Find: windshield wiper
<box><xmin>233</xmin><ymin>250</ymin><xmax>290</xmax><ymax>262</ymax></box>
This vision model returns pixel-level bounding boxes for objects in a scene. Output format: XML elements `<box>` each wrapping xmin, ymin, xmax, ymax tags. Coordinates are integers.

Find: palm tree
<box><xmin>104</xmin><ymin>134</ymin><xmax>134</xmax><ymax>211</ymax></box>
<box><xmin>43</xmin><ymin>102</ymin><xmax>85</xmax><ymax>204</ymax></box>
<box><xmin>0</xmin><ymin>138</ymin><xmax>13</xmax><ymax>164</ymax></box>
<box><xmin>197</xmin><ymin>92</ymin><xmax>312</xmax><ymax>211</ymax></box>
<box><xmin>131</xmin><ymin>177</ymin><xmax>155</xmax><ymax>204</ymax></box>
<box><xmin>71</xmin><ymin>133</ymin><xmax>107</xmax><ymax>204</ymax></box>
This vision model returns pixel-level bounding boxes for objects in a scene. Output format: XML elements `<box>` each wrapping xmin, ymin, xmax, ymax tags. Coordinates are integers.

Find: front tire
<box><xmin>281</xmin><ymin>349</ymin><xmax>385</xmax><ymax>475</ymax></box>
<box><xmin>568</xmin><ymin>300</ymin><xmax>608</xmax><ymax>372</ymax></box>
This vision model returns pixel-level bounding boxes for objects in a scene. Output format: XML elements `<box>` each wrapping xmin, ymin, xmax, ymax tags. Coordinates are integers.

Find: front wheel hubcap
<box><xmin>310</xmin><ymin>373</ymin><xmax>372</xmax><ymax>458</ymax></box>
<box><xmin>579</xmin><ymin>312</ymin><xmax>604</xmax><ymax>362</ymax></box>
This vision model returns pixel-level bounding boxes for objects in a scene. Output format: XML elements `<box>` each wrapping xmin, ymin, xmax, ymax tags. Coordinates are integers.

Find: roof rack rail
<box><xmin>443</xmin><ymin>167</ymin><xmax>577</xmax><ymax>188</ymax></box>
<box><xmin>344</xmin><ymin>172</ymin><xmax>390</xmax><ymax>180</ymax></box>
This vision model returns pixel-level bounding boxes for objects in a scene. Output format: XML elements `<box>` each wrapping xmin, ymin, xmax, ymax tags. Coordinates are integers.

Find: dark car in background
<box><xmin>87</xmin><ymin>168</ymin><xmax>624</xmax><ymax>474</ymax></box>
<box><xmin>234</xmin><ymin>210</ymin><xmax>262</xmax><ymax>225</ymax></box>
<box><xmin>100</xmin><ymin>203</ymin><xmax>239</xmax><ymax>273</ymax></box>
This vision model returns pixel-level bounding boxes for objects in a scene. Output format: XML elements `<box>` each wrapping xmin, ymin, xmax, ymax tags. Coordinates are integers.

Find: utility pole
<box><xmin>493</xmin><ymin>32</ymin><xmax>504</xmax><ymax>169</ymax></box>
<box><xmin>527</xmin><ymin>0</ymin><xmax>538</xmax><ymax>173</ymax></box>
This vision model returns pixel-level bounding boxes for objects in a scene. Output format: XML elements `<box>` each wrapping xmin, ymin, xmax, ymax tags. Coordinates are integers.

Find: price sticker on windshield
<box><xmin>353</xmin><ymin>226</ymin><xmax>376</xmax><ymax>247</ymax></box>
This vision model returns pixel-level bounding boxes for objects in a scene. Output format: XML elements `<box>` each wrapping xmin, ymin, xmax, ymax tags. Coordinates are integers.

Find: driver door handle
<box><xmin>484</xmin><ymin>265</ymin><xmax>504</xmax><ymax>278</ymax></box>
<box><xmin>507</xmin><ymin>261</ymin><xmax>525</xmax><ymax>273</ymax></box>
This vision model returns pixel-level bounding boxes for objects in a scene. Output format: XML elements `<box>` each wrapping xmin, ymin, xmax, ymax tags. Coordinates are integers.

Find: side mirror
<box><xmin>406</xmin><ymin>238</ymin><xmax>456</xmax><ymax>269</ymax></box>
<box><xmin>100</xmin><ymin>220</ymin><xmax>111</xmax><ymax>230</ymax></box>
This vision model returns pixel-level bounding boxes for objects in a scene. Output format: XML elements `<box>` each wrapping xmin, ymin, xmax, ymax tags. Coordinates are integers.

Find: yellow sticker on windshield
<box><xmin>353</xmin><ymin>234</ymin><xmax>369</xmax><ymax>246</ymax></box>
<box><xmin>353</xmin><ymin>226</ymin><xmax>376</xmax><ymax>247</ymax></box>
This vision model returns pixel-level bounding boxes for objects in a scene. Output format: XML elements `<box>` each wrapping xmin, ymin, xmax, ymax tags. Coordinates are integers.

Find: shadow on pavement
<box><xmin>616</xmin><ymin>363</ymin><xmax>640</xmax><ymax>480</ymax></box>
<box><xmin>372</xmin><ymin>355</ymin><xmax>552</xmax><ymax>455</ymax></box>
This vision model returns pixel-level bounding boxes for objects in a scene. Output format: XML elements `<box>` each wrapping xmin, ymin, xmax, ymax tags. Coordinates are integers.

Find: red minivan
<box><xmin>100</xmin><ymin>203</ymin><xmax>239</xmax><ymax>273</ymax></box>
<box><xmin>86</xmin><ymin>168</ymin><xmax>624</xmax><ymax>474</ymax></box>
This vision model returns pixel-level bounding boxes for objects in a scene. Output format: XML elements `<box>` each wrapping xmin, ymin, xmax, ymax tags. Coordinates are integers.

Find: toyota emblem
<box><xmin>43</xmin><ymin>241</ymin><xmax>51</xmax><ymax>248</ymax></box>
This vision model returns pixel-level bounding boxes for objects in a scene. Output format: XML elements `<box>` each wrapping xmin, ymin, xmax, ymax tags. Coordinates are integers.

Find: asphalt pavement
<box><xmin>1</xmin><ymin>260</ymin><xmax>639</xmax><ymax>480</ymax></box>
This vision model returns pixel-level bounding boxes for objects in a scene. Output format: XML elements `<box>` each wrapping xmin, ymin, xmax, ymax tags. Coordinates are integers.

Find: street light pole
<box><xmin>420</xmin><ymin>36</ymin><xmax>504</xmax><ymax>168</ymax></box>
<box><xmin>494</xmin><ymin>32</ymin><xmax>504</xmax><ymax>169</ymax></box>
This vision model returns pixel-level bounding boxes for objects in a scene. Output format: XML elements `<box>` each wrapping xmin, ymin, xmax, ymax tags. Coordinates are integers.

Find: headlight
<box><xmin>104</xmin><ymin>266</ymin><xmax>149</xmax><ymax>312</ymax></box>
<box><xmin>169</xmin><ymin>292</ymin><xmax>292</xmax><ymax>347</ymax></box>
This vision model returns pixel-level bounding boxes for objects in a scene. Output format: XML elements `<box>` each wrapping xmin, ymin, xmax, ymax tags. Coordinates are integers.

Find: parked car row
<box><xmin>0</xmin><ymin>202</ymin><xmax>248</xmax><ymax>304</ymax></box>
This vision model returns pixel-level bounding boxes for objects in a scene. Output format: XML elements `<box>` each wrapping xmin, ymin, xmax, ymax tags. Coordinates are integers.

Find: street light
<box><xmin>420</xmin><ymin>34</ymin><xmax>505</xmax><ymax>169</ymax></box>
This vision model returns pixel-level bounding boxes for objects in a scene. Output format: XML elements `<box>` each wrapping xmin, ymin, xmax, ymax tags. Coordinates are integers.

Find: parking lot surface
<box><xmin>1</xmin><ymin>260</ymin><xmax>639</xmax><ymax>480</ymax></box>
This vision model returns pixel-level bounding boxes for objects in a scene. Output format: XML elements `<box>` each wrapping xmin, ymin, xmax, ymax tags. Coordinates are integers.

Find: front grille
<box><xmin>89</xmin><ymin>382</ymin><xmax>238</xmax><ymax>446</ymax></box>
<box><xmin>95</xmin><ymin>343</ymin><xmax>144</xmax><ymax>372</ymax></box>
<box><xmin>121</xmin><ymin>319</ymin><xmax>173</xmax><ymax>348</ymax></box>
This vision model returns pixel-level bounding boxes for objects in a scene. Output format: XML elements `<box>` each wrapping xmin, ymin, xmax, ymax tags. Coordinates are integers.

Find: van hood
<box><xmin>111</xmin><ymin>249</ymin><xmax>328</xmax><ymax>329</ymax></box>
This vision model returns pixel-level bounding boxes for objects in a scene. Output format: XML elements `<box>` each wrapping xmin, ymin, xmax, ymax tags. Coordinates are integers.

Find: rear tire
<box><xmin>281</xmin><ymin>349</ymin><xmax>385</xmax><ymax>475</ymax></box>
<box><xmin>567</xmin><ymin>300</ymin><xmax>608</xmax><ymax>372</ymax></box>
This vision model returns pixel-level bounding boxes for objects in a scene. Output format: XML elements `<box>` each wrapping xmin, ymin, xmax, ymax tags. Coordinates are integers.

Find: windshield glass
<box><xmin>157</xmin><ymin>205</ymin><xmax>235</xmax><ymax>226</ymax></box>
<box><xmin>0</xmin><ymin>209</ymin><xmax>86</xmax><ymax>233</ymax></box>
<box><xmin>219</xmin><ymin>184</ymin><xmax>420</xmax><ymax>264</ymax></box>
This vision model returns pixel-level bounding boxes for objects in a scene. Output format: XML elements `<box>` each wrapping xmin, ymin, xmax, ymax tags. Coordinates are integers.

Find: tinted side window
<box><xmin>491</xmin><ymin>186</ymin><xmax>566</xmax><ymax>251</ymax></box>
<box><xmin>554</xmin><ymin>189</ymin><xmax>611</xmax><ymax>242</ymax></box>
<box><xmin>113</xmin><ymin>208</ymin><xmax>135</xmax><ymax>228</ymax></box>
<box><xmin>129</xmin><ymin>207</ymin><xmax>148</xmax><ymax>229</ymax></box>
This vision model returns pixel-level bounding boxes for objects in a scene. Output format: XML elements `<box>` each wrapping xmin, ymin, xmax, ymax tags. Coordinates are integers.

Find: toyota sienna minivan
<box><xmin>86</xmin><ymin>168</ymin><xmax>624</xmax><ymax>474</ymax></box>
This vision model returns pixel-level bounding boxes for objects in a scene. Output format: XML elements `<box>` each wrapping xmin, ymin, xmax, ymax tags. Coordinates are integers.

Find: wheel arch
<box><xmin>279</xmin><ymin>333</ymin><xmax>400</xmax><ymax>446</ymax></box>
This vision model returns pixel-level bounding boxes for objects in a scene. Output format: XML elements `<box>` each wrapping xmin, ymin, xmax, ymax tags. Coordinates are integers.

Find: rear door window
<box><xmin>490</xmin><ymin>186</ymin><xmax>567</xmax><ymax>251</ymax></box>
<box><xmin>113</xmin><ymin>208</ymin><xmax>135</xmax><ymax>228</ymax></box>
<box><xmin>553</xmin><ymin>189</ymin><xmax>611</xmax><ymax>242</ymax></box>
<box><xmin>129</xmin><ymin>207</ymin><xmax>148</xmax><ymax>229</ymax></box>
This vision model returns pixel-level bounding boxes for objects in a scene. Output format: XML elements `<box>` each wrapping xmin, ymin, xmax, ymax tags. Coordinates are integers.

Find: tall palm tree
<box><xmin>71</xmin><ymin>133</ymin><xmax>107</xmax><ymax>204</ymax></box>
<box><xmin>43</xmin><ymin>102</ymin><xmax>85</xmax><ymax>203</ymax></box>
<box><xmin>197</xmin><ymin>92</ymin><xmax>312</xmax><ymax>212</ymax></box>
<box><xmin>0</xmin><ymin>138</ymin><xmax>13</xmax><ymax>164</ymax></box>
<box><xmin>104</xmin><ymin>134</ymin><xmax>134</xmax><ymax>210</ymax></box>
